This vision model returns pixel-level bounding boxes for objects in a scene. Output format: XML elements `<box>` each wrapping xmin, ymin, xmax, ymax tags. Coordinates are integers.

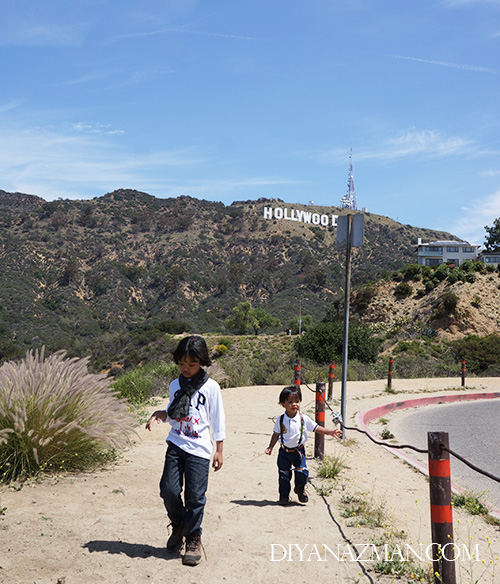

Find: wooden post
<box><xmin>428</xmin><ymin>432</ymin><xmax>456</xmax><ymax>584</ymax></box>
<box><xmin>461</xmin><ymin>359</ymin><xmax>466</xmax><ymax>387</ymax></box>
<box><xmin>387</xmin><ymin>357</ymin><xmax>393</xmax><ymax>390</ymax></box>
<box><xmin>314</xmin><ymin>382</ymin><xmax>325</xmax><ymax>460</ymax></box>
<box><xmin>327</xmin><ymin>363</ymin><xmax>334</xmax><ymax>400</ymax></box>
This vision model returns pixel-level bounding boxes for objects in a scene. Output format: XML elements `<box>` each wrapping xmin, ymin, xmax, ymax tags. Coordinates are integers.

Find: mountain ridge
<box><xmin>0</xmin><ymin>188</ymin><xmax>470</xmax><ymax>369</ymax></box>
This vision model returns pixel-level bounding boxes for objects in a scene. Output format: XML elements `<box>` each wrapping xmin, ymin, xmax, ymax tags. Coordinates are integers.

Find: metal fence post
<box><xmin>314</xmin><ymin>382</ymin><xmax>325</xmax><ymax>460</ymax></box>
<box><xmin>428</xmin><ymin>431</ymin><xmax>456</xmax><ymax>584</ymax></box>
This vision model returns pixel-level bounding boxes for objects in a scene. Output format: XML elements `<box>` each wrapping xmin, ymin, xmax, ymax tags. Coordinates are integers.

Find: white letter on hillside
<box><xmin>264</xmin><ymin>207</ymin><xmax>273</xmax><ymax>219</ymax></box>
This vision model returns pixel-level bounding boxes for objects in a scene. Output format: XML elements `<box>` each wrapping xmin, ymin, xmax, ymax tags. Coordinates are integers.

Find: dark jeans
<box><xmin>277</xmin><ymin>446</ymin><xmax>309</xmax><ymax>497</ymax></box>
<box><xmin>159</xmin><ymin>441</ymin><xmax>210</xmax><ymax>537</ymax></box>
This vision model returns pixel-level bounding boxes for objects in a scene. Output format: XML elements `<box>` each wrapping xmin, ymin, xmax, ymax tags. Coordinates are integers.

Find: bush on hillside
<box><xmin>394</xmin><ymin>282</ymin><xmax>412</xmax><ymax>298</ymax></box>
<box><xmin>0</xmin><ymin>349</ymin><xmax>136</xmax><ymax>483</ymax></box>
<box><xmin>449</xmin><ymin>334</ymin><xmax>500</xmax><ymax>374</ymax></box>
<box><xmin>440</xmin><ymin>291</ymin><xmax>459</xmax><ymax>315</ymax></box>
<box><xmin>111</xmin><ymin>360</ymin><xmax>179</xmax><ymax>405</ymax></box>
<box><xmin>294</xmin><ymin>321</ymin><xmax>381</xmax><ymax>365</ymax></box>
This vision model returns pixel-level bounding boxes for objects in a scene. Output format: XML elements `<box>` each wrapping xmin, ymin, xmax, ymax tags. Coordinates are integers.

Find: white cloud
<box><xmin>450</xmin><ymin>189</ymin><xmax>500</xmax><ymax>244</ymax></box>
<box><xmin>0</xmin><ymin>99</ymin><xmax>25</xmax><ymax>113</ymax></box>
<box><xmin>0</xmin><ymin>124</ymin><xmax>206</xmax><ymax>200</ymax></box>
<box><xmin>391</xmin><ymin>55</ymin><xmax>500</xmax><ymax>75</ymax></box>
<box><xmin>358</xmin><ymin>130</ymin><xmax>475</xmax><ymax>161</ymax></box>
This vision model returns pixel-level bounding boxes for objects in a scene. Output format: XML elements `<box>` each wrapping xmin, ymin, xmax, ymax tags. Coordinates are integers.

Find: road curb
<box><xmin>354</xmin><ymin>391</ymin><xmax>500</xmax><ymax>519</ymax></box>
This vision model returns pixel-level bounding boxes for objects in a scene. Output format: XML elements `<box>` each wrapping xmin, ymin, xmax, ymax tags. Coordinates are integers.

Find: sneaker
<box><xmin>294</xmin><ymin>485</ymin><xmax>309</xmax><ymax>503</ymax></box>
<box><xmin>279</xmin><ymin>495</ymin><xmax>290</xmax><ymax>506</ymax></box>
<box><xmin>166</xmin><ymin>524</ymin><xmax>184</xmax><ymax>553</ymax></box>
<box><xmin>183</xmin><ymin>534</ymin><xmax>202</xmax><ymax>566</ymax></box>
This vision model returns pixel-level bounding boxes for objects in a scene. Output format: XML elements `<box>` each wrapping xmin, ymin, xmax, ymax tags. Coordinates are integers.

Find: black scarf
<box><xmin>167</xmin><ymin>368</ymin><xmax>209</xmax><ymax>420</ymax></box>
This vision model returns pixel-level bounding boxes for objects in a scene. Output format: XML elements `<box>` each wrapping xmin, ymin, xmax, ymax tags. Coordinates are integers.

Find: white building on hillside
<box><xmin>417</xmin><ymin>238</ymin><xmax>480</xmax><ymax>267</ymax></box>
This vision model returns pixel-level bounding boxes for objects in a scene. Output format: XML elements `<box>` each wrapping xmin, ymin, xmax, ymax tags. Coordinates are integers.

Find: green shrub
<box><xmin>449</xmin><ymin>334</ymin><xmax>500</xmax><ymax>374</ymax></box>
<box><xmin>294</xmin><ymin>321</ymin><xmax>381</xmax><ymax>365</ymax></box>
<box><xmin>440</xmin><ymin>291</ymin><xmax>459</xmax><ymax>314</ymax></box>
<box><xmin>394</xmin><ymin>281</ymin><xmax>412</xmax><ymax>297</ymax></box>
<box><xmin>317</xmin><ymin>453</ymin><xmax>345</xmax><ymax>479</ymax></box>
<box><xmin>452</xmin><ymin>492</ymin><xmax>489</xmax><ymax>515</ymax></box>
<box><xmin>352</xmin><ymin>286</ymin><xmax>377</xmax><ymax>310</ymax></box>
<box><xmin>213</xmin><ymin>344</ymin><xmax>229</xmax><ymax>358</ymax></box>
<box><xmin>434</xmin><ymin>263</ymin><xmax>450</xmax><ymax>281</ymax></box>
<box><xmin>403</xmin><ymin>263</ymin><xmax>422</xmax><ymax>281</ymax></box>
<box><xmin>0</xmin><ymin>349</ymin><xmax>136</xmax><ymax>483</ymax></box>
<box><xmin>111</xmin><ymin>361</ymin><xmax>178</xmax><ymax>405</ymax></box>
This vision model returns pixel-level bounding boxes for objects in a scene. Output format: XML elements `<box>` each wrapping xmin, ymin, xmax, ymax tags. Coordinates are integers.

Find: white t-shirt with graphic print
<box><xmin>164</xmin><ymin>377</ymin><xmax>226</xmax><ymax>460</ymax></box>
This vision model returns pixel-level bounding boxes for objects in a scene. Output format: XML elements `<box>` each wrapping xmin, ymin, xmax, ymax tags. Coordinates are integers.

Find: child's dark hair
<box><xmin>279</xmin><ymin>385</ymin><xmax>302</xmax><ymax>404</ymax></box>
<box><xmin>173</xmin><ymin>335</ymin><xmax>212</xmax><ymax>367</ymax></box>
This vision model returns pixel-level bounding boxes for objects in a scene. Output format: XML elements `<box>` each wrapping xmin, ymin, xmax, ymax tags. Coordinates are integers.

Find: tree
<box><xmin>225</xmin><ymin>302</ymin><xmax>281</xmax><ymax>335</ymax></box>
<box><xmin>294</xmin><ymin>321</ymin><xmax>381</xmax><ymax>364</ymax></box>
<box><xmin>251</xmin><ymin>307</ymin><xmax>281</xmax><ymax>334</ymax></box>
<box><xmin>225</xmin><ymin>302</ymin><xmax>258</xmax><ymax>335</ymax></box>
<box><xmin>484</xmin><ymin>218</ymin><xmax>500</xmax><ymax>252</ymax></box>
<box><xmin>286</xmin><ymin>314</ymin><xmax>313</xmax><ymax>335</ymax></box>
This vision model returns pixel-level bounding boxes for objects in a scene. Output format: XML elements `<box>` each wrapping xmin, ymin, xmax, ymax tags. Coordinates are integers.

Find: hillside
<box><xmin>351</xmin><ymin>267</ymin><xmax>500</xmax><ymax>350</ymax></box>
<box><xmin>0</xmin><ymin>188</ymin><xmax>465</xmax><ymax>369</ymax></box>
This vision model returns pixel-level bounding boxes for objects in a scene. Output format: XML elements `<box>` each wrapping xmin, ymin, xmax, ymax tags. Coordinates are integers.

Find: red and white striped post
<box><xmin>428</xmin><ymin>432</ymin><xmax>456</xmax><ymax>584</ymax></box>
<box><xmin>294</xmin><ymin>359</ymin><xmax>301</xmax><ymax>388</ymax></box>
<box><xmin>314</xmin><ymin>382</ymin><xmax>326</xmax><ymax>459</ymax></box>
<box><xmin>327</xmin><ymin>363</ymin><xmax>335</xmax><ymax>400</ymax></box>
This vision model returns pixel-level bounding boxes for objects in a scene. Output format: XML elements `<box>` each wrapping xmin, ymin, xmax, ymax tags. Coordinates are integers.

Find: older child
<box><xmin>146</xmin><ymin>335</ymin><xmax>225</xmax><ymax>566</ymax></box>
<box><xmin>265</xmin><ymin>385</ymin><xmax>341</xmax><ymax>505</ymax></box>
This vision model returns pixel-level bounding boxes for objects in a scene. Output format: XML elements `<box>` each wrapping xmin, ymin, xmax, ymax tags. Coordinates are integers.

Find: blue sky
<box><xmin>1</xmin><ymin>0</ymin><xmax>500</xmax><ymax>245</ymax></box>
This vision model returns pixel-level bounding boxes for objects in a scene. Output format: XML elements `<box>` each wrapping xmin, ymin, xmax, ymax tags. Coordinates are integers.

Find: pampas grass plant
<box><xmin>0</xmin><ymin>348</ymin><xmax>137</xmax><ymax>483</ymax></box>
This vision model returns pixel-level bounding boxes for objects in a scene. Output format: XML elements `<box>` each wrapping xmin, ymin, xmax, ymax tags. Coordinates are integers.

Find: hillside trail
<box><xmin>2</xmin><ymin>378</ymin><xmax>500</xmax><ymax>584</ymax></box>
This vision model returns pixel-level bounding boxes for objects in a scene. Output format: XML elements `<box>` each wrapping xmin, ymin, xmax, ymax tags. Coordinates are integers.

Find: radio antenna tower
<box><xmin>340</xmin><ymin>147</ymin><xmax>358</xmax><ymax>210</ymax></box>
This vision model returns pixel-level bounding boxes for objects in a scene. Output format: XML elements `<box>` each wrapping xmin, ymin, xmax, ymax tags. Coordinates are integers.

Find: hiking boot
<box><xmin>183</xmin><ymin>534</ymin><xmax>202</xmax><ymax>566</ymax></box>
<box><xmin>279</xmin><ymin>495</ymin><xmax>290</xmax><ymax>506</ymax></box>
<box><xmin>166</xmin><ymin>523</ymin><xmax>184</xmax><ymax>553</ymax></box>
<box><xmin>294</xmin><ymin>485</ymin><xmax>309</xmax><ymax>503</ymax></box>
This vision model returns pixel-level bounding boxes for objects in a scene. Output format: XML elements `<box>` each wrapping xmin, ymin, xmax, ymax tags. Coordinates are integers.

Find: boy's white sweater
<box><xmin>163</xmin><ymin>377</ymin><xmax>226</xmax><ymax>460</ymax></box>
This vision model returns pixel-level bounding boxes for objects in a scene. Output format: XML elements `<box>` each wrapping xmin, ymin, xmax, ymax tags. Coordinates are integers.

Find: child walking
<box><xmin>265</xmin><ymin>385</ymin><xmax>341</xmax><ymax>505</ymax></box>
<box><xmin>146</xmin><ymin>335</ymin><xmax>226</xmax><ymax>566</ymax></box>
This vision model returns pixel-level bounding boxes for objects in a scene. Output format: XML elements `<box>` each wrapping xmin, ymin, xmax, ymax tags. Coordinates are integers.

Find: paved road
<box><xmin>390</xmin><ymin>398</ymin><xmax>500</xmax><ymax>511</ymax></box>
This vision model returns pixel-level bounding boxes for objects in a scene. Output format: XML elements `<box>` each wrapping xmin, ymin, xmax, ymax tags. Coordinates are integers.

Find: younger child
<box><xmin>265</xmin><ymin>385</ymin><xmax>341</xmax><ymax>505</ymax></box>
<box><xmin>146</xmin><ymin>335</ymin><xmax>225</xmax><ymax>566</ymax></box>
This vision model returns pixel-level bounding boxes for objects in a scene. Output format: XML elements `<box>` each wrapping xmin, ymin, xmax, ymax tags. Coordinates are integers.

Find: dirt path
<box><xmin>1</xmin><ymin>378</ymin><xmax>500</xmax><ymax>584</ymax></box>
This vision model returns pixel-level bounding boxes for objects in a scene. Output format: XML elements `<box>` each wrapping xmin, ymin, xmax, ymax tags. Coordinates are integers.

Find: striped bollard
<box><xmin>328</xmin><ymin>363</ymin><xmax>334</xmax><ymax>400</ymax></box>
<box><xmin>461</xmin><ymin>360</ymin><xmax>466</xmax><ymax>387</ymax></box>
<box><xmin>314</xmin><ymin>382</ymin><xmax>325</xmax><ymax>459</ymax></box>
<box><xmin>428</xmin><ymin>432</ymin><xmax>456</xmax><ymax>584</ymax></box>
<box><xmin>387</xmin><ymin>357</ymin><xmax>393</xmax><ymax>390</ymax></box>
<box><xmin>294</xmin><ymin>359</ymin><xmax>301</xmax><ymax>388</ymax></box>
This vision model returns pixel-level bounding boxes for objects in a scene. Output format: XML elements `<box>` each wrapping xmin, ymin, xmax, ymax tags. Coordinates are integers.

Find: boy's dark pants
<box><xmin>277</xmin><ymin>446</ymin><xmax>309</xmax><ymax>496</ymax></box>
<box><xmin>160</xmin><ymin>441</ymin><xmax>210</xmax><ymax>537</ymax></box>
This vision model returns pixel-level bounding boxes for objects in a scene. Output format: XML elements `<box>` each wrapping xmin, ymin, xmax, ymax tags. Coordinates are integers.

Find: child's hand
<box><xmin>145</xmin><ymin>411</ymin><xmax>165</xmax><ymax>431</ymax></box>
<box><xmin>330</xmin><ymin>429</ymin><xmax>342</xmax><ymax>439</ymax></box>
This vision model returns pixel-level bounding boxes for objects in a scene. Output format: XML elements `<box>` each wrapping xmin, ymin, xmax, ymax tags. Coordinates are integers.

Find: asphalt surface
<box><xmin>389</xmin><ymin>398</ymin><xmax>500</xmax><ymax>511</ymax></box>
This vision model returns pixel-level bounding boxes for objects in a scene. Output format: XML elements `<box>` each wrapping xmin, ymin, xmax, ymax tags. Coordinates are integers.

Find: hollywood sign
<box><xmin>263</xmin><ymin>206</ymin><xmax>338</xmax><ymax>227</ymax></box>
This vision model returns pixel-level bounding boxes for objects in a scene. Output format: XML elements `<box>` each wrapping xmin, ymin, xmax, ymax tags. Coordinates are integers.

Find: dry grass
<box><xmin>0</xmin><ymin>348</ymin><xmax>137</xmax><ymax>483</ymax></box>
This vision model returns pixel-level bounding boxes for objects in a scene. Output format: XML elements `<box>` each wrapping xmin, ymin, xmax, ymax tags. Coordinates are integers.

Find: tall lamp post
<box><xmin>298</xmin><ymin>297</ymin><xmax>308</xmax><ymax>335</ymax></box>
